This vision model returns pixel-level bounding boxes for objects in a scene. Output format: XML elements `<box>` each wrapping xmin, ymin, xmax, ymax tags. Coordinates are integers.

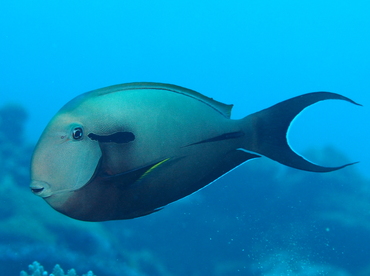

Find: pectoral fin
<box><xmin>102</xmin><ymin>158</ymin><xmax>171</xmax><ymax>188</ymax></box>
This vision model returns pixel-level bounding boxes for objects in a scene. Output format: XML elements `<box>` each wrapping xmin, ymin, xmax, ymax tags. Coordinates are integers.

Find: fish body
<box><xmin>30</xmin><ymin>83</ymin><xmax>359</xmax><ymax>221</ymax></box>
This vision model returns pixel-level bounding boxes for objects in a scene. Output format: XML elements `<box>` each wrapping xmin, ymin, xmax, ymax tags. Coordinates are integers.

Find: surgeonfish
<box><xmin>30</xmin><ymin>82</ymin><xmax>360</xmax><ymax>221</ymax></box>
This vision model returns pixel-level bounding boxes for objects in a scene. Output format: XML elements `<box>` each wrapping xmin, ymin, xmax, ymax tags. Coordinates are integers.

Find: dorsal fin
<box><xmin>88</xmin><ymin>82</ymin><xmax>234</xmax><ymax>118</ymax></box>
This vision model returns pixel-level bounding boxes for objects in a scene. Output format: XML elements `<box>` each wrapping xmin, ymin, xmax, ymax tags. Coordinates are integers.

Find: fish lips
<box><xmin>30</xmin><ymin>180</ymin><xmax>52</xmax><ymax>197</ymax></box>
<box><xmin>30</xmin><ymin>180</ymin><xmax>75</xmax><ymax>212</ymax></box>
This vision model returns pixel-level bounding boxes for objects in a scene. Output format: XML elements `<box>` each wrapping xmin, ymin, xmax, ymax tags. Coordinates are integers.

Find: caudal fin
<box><xmin>240</xmin><ymin>92</ymin><xmax>360</xmax><ymax>172</ymax></box>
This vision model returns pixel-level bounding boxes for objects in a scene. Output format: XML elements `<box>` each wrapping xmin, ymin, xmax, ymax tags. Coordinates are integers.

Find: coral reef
<box><xmin>20</xmin><ymin>261</ymin><xmax>95</xmax><ymax>276</ymax></box>
<box><xmin>0</xmin><ymin>104</ymin><xmax>33</xmax><ymax>187</ymax></box>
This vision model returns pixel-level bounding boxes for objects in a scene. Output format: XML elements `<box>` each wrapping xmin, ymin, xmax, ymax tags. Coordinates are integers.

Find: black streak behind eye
<box><xmin>88</xmin><ymin>132</ymin><xmax>135</xmax><ymax>143</ymax></box>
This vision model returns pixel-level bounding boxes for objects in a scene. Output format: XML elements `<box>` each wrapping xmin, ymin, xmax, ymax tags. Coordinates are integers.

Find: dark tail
<box><xmin>240</xmin><ymin>92</ymin><xmax>361</xmax><ymax>172</ymax></box>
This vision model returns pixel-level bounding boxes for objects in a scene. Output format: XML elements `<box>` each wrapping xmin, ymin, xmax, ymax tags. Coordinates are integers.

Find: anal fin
<box><xmin>199</xmin><ymin>150</ymin><xmax>260</xmax><ymax>186</ymax></box>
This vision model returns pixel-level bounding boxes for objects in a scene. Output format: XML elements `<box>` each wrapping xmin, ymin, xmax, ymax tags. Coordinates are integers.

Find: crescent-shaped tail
<box><xmin>240</xmin><ymin>92</ymin><xmax>361</xmax><ymax>172</ymax></box>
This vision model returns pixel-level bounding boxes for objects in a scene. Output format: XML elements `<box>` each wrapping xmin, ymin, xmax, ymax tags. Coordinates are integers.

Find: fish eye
<box><xmin>72</xmin><ymin>127</ymin><xmax>84</xmax><ymax>140</ymax></box>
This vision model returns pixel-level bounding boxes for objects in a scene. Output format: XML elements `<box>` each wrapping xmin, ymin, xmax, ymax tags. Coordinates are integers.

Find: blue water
<box><xmin>1</xmin><ymin>0</ymin><xmax>369</xmax><ymax>176</ymax></box>
<box><xmin>1</xmin><ymin>1</ymin><xmax>369</xmax><ymax>275</ymax></box>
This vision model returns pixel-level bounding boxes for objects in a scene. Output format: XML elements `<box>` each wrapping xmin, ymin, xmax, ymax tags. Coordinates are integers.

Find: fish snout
<box><xmin>30</xmin><ymin>180</ymin><xmax>51</xmax><ymax>197</ymax></box>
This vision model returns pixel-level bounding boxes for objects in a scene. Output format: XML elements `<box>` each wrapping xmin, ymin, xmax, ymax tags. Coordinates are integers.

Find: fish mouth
<box><xmin>31</xmin><ymin>187</ymin><xmax>44</xmax><ymax>193</ymax></box>
<box><xmin>30</xmin><ymin>180</ymin><xmax>51</xmax><ymax>197</ymax></box>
